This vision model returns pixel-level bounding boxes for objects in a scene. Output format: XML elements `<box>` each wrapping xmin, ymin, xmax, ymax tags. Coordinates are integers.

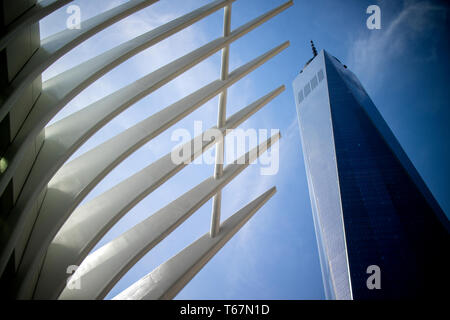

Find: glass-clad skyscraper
<box><xmin>292</xmin><ymin>48</ymin><xmax>449</xmax><ymax>300</ymax></box>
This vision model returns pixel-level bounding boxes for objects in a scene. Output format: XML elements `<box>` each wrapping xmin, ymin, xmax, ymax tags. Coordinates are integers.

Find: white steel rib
<box><xmin>113</xmin><ymin>187</ymin><xmax>277</xmax><ymax>300</ymax></box>
<box><xmin>17</xmin><ymin>85</ymin><xmax>285</xmax><ymax>298</ymax></box>
<box><xmin>0</xmin><ymin>5</ymin><xmax>290</xmax><ymax>276</ymax></box>
<box><xmin>0</xmin><ymin>0</ymin><xmax>291</xmax><ymax>212</ymax></box>
<box><xmin>35</xmin><ymin>87</ymin><xmax>283</xmax><ymax>299</ymax></box>
<box><xmin>57</xmin><ymin>133</ymin><xmax>280</xmax><ymax>299</ymax></box>
<box><xmin>0</xmin><ymin>0</ymin><xmax>293</xmax><ymax>299</ymax></box>
<box><xmin>0</xmin><ymin>0</ymin><xmax>238</xmax><ymax>199</ymax></box>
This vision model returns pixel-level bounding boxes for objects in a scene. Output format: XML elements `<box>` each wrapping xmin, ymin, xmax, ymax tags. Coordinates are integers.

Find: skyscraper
<box><xmin>292</xmin><ymin>46</ymin><xmax>449</xmax><ymax>300</ymax></box>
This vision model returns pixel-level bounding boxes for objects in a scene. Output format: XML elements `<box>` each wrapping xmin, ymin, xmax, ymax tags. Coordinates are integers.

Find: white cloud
<box><xmin>347</xmin><ymin>0</ymin><xmax>446</xmax><ymax>90</ymax></box>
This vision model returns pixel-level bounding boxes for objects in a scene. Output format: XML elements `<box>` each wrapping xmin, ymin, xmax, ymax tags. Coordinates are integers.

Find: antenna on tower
<box><xmin>311</xmin><ymin>40</ymin><xmax>318</xmax><ymax>57</ymax></box>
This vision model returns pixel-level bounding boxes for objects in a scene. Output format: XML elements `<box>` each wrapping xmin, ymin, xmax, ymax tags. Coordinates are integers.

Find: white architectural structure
<box><xmin>0</xmin><ymin>0</ymin><xmax>292</xmax><ymax>299</ymax></box>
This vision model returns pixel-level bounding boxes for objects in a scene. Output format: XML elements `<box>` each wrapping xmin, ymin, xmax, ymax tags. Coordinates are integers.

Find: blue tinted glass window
<box><xmin>304</xmin><ymin>83</ymin><xmax>311</xmax><ymax>97</ymax></box>
<box><xmin>317</xmin><ymin>69</ymin><xmax>324</xmax><ymax>82</ymax></box>
<box><xmin>298</xmin><ymin>90</ymin><xmax>304</xmax><ymax>104</ymax></box>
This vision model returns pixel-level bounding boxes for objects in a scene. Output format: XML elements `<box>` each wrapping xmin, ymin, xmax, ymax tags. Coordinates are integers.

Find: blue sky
<box><xmin>39</xmin><ymin>0</ymin><xmax>449</xmax><ymax>299</ymax></box>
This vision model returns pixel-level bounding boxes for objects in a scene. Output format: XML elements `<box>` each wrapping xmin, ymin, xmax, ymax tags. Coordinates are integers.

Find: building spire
<box><xmin>311</xmin><ymin>40</ymin><xmax>318</xmax><ymax>57</ymax></box>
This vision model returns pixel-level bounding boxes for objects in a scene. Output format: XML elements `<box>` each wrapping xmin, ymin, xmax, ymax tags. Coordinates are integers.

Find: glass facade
<box><xmin>293</xmin><ymin>50</ymin><xmax>449</xmax><ymax>299</ymax></box>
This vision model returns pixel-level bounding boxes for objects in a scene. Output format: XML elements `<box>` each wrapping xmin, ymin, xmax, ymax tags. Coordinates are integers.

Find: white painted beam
<box><xmin>0</xmin><ymin>24</ymin><xmax>289</xmax><ymax>285</ymax></box>
<box><xmin>12</xmin><ymin>40</ymin><xmax>287</xmax><ymax>250</ymax></box>
<box><xmin>1</xmin><ymin>0</ymin><xmax>157</xmax><ymax>117</ymax></box>
<box><xmin>57</xmin><ymin>133</ymin><xmax>280</xmax><ymax>300</ymax></box>
<box><xmin>210</xmin><ymin>3</ymin><xmax>232</xmax><ymax>238</ymax></box>
<box><xmin>0</xmin><ymin>0</ymin><xmax>293</xmax><ymax>300</ymax></box>
<box><xmin>113</xmin><ymin>187</ymin><xmax>277</xmax><ymax>300</ymax></box>
<box><xmin>0</xmin><ymin>42</ymin><xmax>288</xmax><ymax>298</ymax></box>
<box><xmin>0</xmin><ymin>0</ymin><xmax>158</xmax><ymax>123</ymax></box>
<box><xmin>33</xmin><ymin>86</ymin><xmax>284</xmax><ymax>299</ymax></box>
<box><xmin>0</xmin><ymin>0</ymin><xmax>292</xmax><ymax>210</ymax></box>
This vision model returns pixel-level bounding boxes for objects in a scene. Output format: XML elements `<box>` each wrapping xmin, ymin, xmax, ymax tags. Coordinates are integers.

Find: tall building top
<box><xmin>300</xmin><ymin>45</ymin><xmax>348</xmax><ymax>74</ymax></box>
<box><xmin>300</xmin><ymin>40</ymin><xmax>319</xmax><ymax>73</ymax></box>
<box><xmin>311</xmin><ymin>40</ymin><xmax>318</xmax><ymax>57</ymax></box>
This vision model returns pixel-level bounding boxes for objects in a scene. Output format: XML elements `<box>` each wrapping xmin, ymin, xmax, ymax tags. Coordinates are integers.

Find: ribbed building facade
<box><xmin>0</xmin><ymin>0</ymin><xmax>291</xmax><ymax>299</ymax></box>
